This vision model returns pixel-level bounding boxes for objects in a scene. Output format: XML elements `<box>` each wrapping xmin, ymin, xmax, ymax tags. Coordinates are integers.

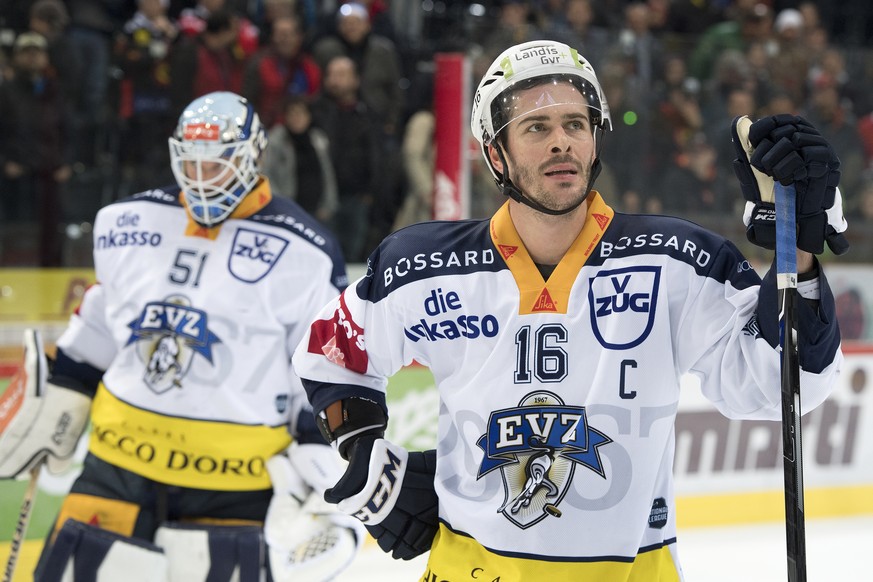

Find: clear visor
<box><xmin>488</xmin><ymin>76</ymin><xmax>606</xmax><ymax>145</ymax></box>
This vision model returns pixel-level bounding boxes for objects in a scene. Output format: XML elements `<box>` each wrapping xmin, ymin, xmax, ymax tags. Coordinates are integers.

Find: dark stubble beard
<box><xmin>509</xmin><ymin>153</ymin><xmax>591</xmax><ymax>216</ymax></box>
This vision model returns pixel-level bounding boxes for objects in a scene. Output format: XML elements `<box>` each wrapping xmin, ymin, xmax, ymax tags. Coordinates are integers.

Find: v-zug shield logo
<box><xmin>589</xmin><ymin>265</ymin><xmax>660</xmax><ymax>349</ymax></box>
<box><xmin>476</xmin><ymin>391</ymin><xmax>612</xmax><ymax>529</ymax></box>
<box><xmin>229</xmin><ymin>227</ymin><xmax>289</xmax><ymax>283</ymax></box>
<box><xmin>126</xmin><ymin>295</ymin><xmax>222</xmax><ymax>394</ymax></box>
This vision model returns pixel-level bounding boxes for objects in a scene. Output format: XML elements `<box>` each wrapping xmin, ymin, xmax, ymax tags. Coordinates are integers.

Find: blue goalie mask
<box><xmin>169</xmin><ymin>92</ymin><xmax>267</xmax><ymax>226</ymax></box>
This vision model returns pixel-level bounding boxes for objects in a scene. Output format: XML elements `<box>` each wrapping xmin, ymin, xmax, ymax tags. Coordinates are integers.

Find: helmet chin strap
<box><xmin>493</xmin><ymin>129</ymin><xmax>604</xmax><ymax>217</ymax></box>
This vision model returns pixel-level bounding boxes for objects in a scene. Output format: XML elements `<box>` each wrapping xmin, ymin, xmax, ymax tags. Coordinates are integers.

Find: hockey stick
<box><xmin>775</xmin><ymin>181</ymin><xmax>806</xmax><ymax>582</ymax></box>
<box><xmin>2</xmin><ymin>462</ymin><xmax>42</xmax><ymax>582</ymax></box>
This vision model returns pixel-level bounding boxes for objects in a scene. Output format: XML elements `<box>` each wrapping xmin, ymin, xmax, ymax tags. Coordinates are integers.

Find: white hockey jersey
<box><xmin>55</xmin><ymin>180</ymin><xmax>346</xmax><ymax>491</ymax></box>
<box><xmin>293</xmin><ymin>193</ymin><xmax>842</xmax><ymax>581</ymax></box>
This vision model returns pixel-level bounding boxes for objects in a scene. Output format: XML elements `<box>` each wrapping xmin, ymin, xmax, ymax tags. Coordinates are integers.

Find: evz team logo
<box><xmin>126</xmin><ymin>295</ymin><xmax>222</xmax><ymax>394</ymax></box>
<box><xmin>229</xmin><ymin>228</ymin><xmax>289</xmax><ymax>283</ymax></box>
<box><xmin>588</xmin><ymin>266</ymin><xmax>660</xmax><ymax>349</ymax></box>
<box><xmin>477</xmin><ymin>391</ymin><xmax>611</xmax><ymax>529</ymax></box>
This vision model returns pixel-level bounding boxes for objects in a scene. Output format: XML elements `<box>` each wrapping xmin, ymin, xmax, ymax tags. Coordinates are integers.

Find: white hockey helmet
<box><xmin>471</xmin><ymin>40</ymin><xmax>612</xmax><ymax>183</ymax></box>
<box><xmin>169</xmin><ymin>92</ymin><xmax>267</xmax><ymax>226</ymax></box>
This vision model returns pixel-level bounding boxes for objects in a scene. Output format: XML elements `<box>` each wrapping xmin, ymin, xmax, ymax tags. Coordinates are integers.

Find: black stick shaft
<box><xmin>780</xmin><ymin>288</ymin><xmax>806</xmax><ymax>582</ymax></box>
<box><xmin>775</xmin><ymin>181</ymin><xmax>805</xmax><ymax>582</ymax></box>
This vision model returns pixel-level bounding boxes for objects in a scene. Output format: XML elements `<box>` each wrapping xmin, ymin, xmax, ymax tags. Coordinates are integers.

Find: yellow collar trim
<box><xmin>489</xmin><ymin>191</ymin><xmax>614</xmax><ymax>314</ymax></box>
<box><xmin>183</xmin><ymin>178</ymin><xmax>273</xmax><ymax>240</ymax></box>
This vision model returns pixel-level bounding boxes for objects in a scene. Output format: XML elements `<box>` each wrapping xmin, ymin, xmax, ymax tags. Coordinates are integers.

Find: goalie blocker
<box><xmin>0</xmin><ymin>329</ymin><xmax>91</xmax><ymax>478</ymax></box>
<box><xmin>316</xmin><ymin>396</ymin><xmax>440</xmax><ymax>560</ymax></box>
<box><xmin>264</xmin><ymin>442</ymin><xmax>365</xmax><ymax>581</ymax></box>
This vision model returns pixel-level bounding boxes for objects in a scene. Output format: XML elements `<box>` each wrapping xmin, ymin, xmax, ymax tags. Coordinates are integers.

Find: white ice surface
<box><xmin>336</xmin><ymin>515</ymin><xmax>873</xmax><ymax>581</ymax></box>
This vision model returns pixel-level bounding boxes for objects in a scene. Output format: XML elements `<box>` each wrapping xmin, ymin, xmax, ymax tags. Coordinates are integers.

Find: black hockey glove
<box><xmin>731</xmin><ymin>114</ymin><xmax>849</xmax><ymax>255</ymax></box>
<box><xmin>324</xmin><ymin>436</ymin><xmax>439</xmax><ymax>560</ymax></box>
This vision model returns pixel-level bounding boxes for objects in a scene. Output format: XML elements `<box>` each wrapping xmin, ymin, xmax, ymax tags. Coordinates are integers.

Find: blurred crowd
<box><xmin>1</xmin><ymin>0</ymin><xmax>873</xmax><ymax>267</ymax></box>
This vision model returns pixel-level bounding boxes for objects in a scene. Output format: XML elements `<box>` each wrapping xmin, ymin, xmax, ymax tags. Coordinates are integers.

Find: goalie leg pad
<box><xmin>0</xmin><ymin>330</ymin><xmax>91</xmax><ymax>478</ymax></box>
<box><xmin>38</xmin><ymin>519</ymin><xmax>167</xmax><ymax>582</ymax></box>
<box><xmin>154</xmin><ymin>522</ymin><xmax>263</xmax><ymax>582</ymax></box>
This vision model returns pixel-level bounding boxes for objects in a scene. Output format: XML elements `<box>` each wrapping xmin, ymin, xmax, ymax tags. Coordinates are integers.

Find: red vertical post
<box><xmin>432</xmin><ymin>53</ymin><xmax>470</xmax><ymax>220</ymax></box>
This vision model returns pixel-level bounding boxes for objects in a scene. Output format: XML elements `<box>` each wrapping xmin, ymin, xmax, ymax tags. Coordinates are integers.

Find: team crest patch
<box><xmin>229</xmin><ymin>228</ymin><xmax>289</xmax><ymax>283</ymax></box>
<box><xmin>476</xmin><ymin>391</ymin><xmax>611</xmax><ymax>529</ymax></box>
<box><xmin>741</xmin><ymin>314</ymin><xmax>762</xmax><ymax>339</ymax></box>
<box><xmin>588</xmin><ymin>266</ymin><xmax>660</xmax><ymax>350</ymax></box>
<box><xmin>126</xmin><ymin>295</ymin><xmax>222</xmax><ymax>394</ymax></box>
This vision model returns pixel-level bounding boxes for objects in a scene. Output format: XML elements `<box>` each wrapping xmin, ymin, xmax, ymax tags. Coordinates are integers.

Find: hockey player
<box><xmin>0</xmin><ymin>91</ymin><xmax>362</xmax><ymax>581</ymax></box>
<box><xmin>291</xmin><ymin>41</ymin><xmax>848</xmax><ymax>580</ymax></box>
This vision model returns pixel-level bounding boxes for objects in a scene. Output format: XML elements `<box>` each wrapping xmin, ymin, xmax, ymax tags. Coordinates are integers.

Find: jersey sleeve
<box><xmin>54</xmin><ymin>205</ymin><xmax>127</xmax><ymax>381</ymax></box>
<box><xmin>55</xmin><ymin>283</ymin><xmax>117</xmax><ymax>375</ymax></box>
<box><xmin>292</xmin><ymin>247</ymin><xmax>410</xmax><ymax>415</ymax></box>
<box><xmin>283</xmin><ymin>247</ymin><xmax>348</xmax><ymax>440</ymax></box>
<box><xmin>674</xmin><ymin>240</ymin><xmax>841</xmax><ymax>420</ymax></box>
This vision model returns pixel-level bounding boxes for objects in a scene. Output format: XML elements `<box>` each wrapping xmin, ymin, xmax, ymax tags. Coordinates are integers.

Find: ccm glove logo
<box><xmin>336</xmin><ymin>439</ymin><xmax>409</xmax><ymax>526</ymax></box>
<box><xmin>753</xmin><ymin>207</ymin><xmax>776</xmax><ymax>222</ymax></box>
<box><xmin>352</xmin><ymin>448</ymin><xmax>403</xmax><ymax>523</ymax></box>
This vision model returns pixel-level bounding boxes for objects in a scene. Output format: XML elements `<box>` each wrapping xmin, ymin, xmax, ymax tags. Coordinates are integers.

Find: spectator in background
<box><xmin>65</xmin><ymin>0</ymin><xmax>128</xmax><ymax>167</ymax></box>
<box><xmin>804</xmin><ymin>77</ymin><xmax>865</xmax><ymax>199</ymax></box>
<box><xmin>253</xmin><ymin>0</ymin><xmax>303</xmax><ymax>47</ymax></box>
<box><xmin>608</xmin><ymin>2</ymin><xmax>664</xmax><ymax>110</ymax></box>
<box><xmin>482</xmin><ymin>0</ymin><xmax>545</xmax><ymax>63</ymax></box>
<box><xmin>840</xmin><ymin>179</ymin><xmax>873</xmax><ymax>278</ymax></box>
<box><xmin>834</xmin><ymin>287</ymin><xmax>865</xmax><ymax>341</ymax></box>
<box><xmin>347</xmin><ymin>0</ymin><xmax>398</xmax><ymax>43</ymax></box>
<box><xmin>596</xmin><ymin>59</ymin><xmax>650</xmax><ymax>211</ymax></box>
<box><xmin>531</xmin><ymin>0</ymin><xmax>568</xmax><ymax>31</ymax></box>
<box><xmin>546</xmin><ymin>0</ymin><xmax>611</xmax><ymax>71</ymax></box>
<box><xmin>699</xmin><ymin>49</ymin><xmax>753</xmax><ymax>141</ymax></box>
<box><xmin>169</xmin><ymin>10</ymin><xmax>247</xmax><ymax>111</ymax></box>
<box><xmin>656</xmin><ymin>0</ymin><xmax>724</xmax><ymax>39</ymax></box>
<box><xmin>657</xmin><ymin>132</ymin><xmax>722</xmax><ymax>214</ymax></box>
<box><xmin>849</xmin><ymin>179</ymin><xmax>873</xmax><ymax>223</ymax></box>
<box><xmin>761</xmin><ymin>90</ymin><xmax>797</xmax><ymax>117</ymax></box>
<box><xmin>808</xmin><ymin>47</ymin><xmax>868</xmax><ymax>117</ymax></box>
<box><xmin>312</xmin><ymin>3</ymin><xmax>405</xmax><ymax>252</ymax></box>
<box><xmin>743</xmin><ymin>40</ymin><xmax>777</xmax><ymax>108</ymax></box>
<box><xmin>28</xmin><ymin>0</ymin><xmax>78</xmax><ymax>110</ymax></box>
<box><xmin>650</xmin><ymin>53</ymin><xmax>704</xmax><ymax>197</ymax></box>
<box><xmin>0</xmin><ymin>32</ymin><xmax>71</xmax><ymax>266</ymax></box>
<box><xmin>115</xmin><ymin>0</ymin><xmax>178</xmax><ymax>192</ymax></box>
<box><xmin>311</xmin><ymin>55</ymin><xmax>381</xmax><ymax>262</ymax></box>
<box><xmin>177</xmin><ymin>0</ymin><xmax>260</xmax><ymax>58</ymax></box>
<box><xmin>242</xmin><ymin>14</ymin><xmax>320</xmax><ymax>127</ymax></box>
<box><xmin>312</xmin><ymin>0</ymin><xmax>398</xmax><ymax>46</ymax></box>
<box><xmin>688</xmin><ymin>1</ymin><xmax>772</xmax><ymax>84</ymax></box>
<box><xmin>393</xmin><ymin>87</ymin><xmax>434</xmax><ymax>231</ymax></box>
<box><xmin>768</xmin><ymin>8</ymin><xmax>811</xmax><ymax>109</ymax></box>
<box><xmin>709</xmin><ymin>87</ymin><xmax>757</xmax><ymax>212</ymax></box>
<box><xmin>262</xmin><ymin>95</ymin><xmax>338</xmax><ymax>224</ymax></box>
<box><xmin>312</xmin><ymin>2</ymin><xmax>403</xmax><ymax>138</ymax></box>
<box><xmin>857</xmin><ymin>111</ymin><xmax>873</xmax><ymax>172</ymax></box>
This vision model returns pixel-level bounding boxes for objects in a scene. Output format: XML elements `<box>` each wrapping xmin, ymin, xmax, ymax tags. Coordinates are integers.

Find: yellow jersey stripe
<box><xmin>424</xmin><ymin>523</ymin><xmax>680</xmax><ymax>582</ymax></box>
<box><xmin>88</xmin><ymin>384</ymin><xmax>290</xmax><ymax>490</ymax></box>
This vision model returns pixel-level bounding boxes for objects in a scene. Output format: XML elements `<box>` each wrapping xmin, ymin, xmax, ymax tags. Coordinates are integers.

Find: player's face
<box><xmin>491</xmin><ymin>83</ymin><xmax>596</xmax><ymax>213</ymax></box>
<box><xmin>182</xmin><ymin>159</ymin><xmax>235</xmax><ymax>190</ymax></box>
